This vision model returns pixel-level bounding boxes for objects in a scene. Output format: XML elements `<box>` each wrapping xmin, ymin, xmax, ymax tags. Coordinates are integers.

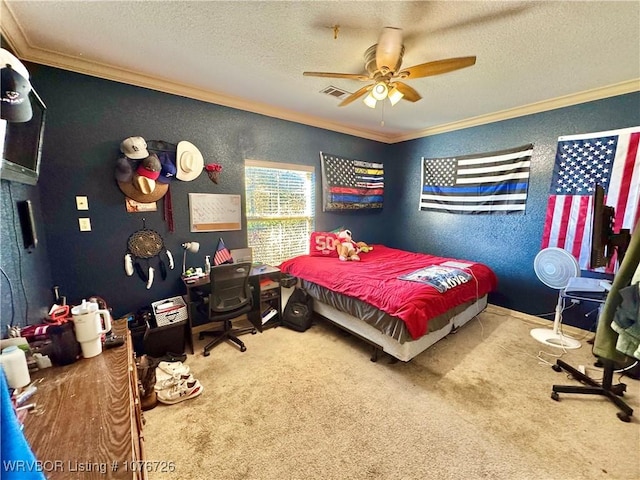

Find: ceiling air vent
<box><xmin>320</xmin><ymin>86</ymin><xmax>349</xmax><ymax>100</ymax></box>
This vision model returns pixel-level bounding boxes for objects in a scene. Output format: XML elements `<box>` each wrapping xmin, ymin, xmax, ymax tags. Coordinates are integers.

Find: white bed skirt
<box><xmin>312</xmin><ymin>295</ymin><xmax>488</xmax><ymax>362</ymax></box>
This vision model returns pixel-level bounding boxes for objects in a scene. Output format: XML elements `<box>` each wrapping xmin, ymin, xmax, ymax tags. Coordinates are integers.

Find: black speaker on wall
<box><xmin>17</xmin><ymin>199</ymin><xmax>38</xmax><ymax>250</ymax></box>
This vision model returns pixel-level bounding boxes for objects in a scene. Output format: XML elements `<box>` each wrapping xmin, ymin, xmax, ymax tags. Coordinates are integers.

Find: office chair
<box><xmin>199</xmin><ymin>262</ymin><xmax>257</xmax><ymax>356</ymax></box>
<box><xmin>550</xmin><ymin>221</ymin><xmax>640</xmax><ymax>422</ymax></box>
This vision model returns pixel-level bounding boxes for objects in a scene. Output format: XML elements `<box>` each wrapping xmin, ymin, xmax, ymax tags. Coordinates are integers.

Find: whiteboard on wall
<box><xmin>188</xmin><ymin>193</ymin><xmax>242</xmax><ymax>232</ymax></box>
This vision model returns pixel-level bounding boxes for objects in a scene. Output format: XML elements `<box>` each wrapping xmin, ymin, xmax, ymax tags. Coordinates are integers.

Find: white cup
<box><xmin>72</xmin><ymin>308</ymin><xmax>112</xmax><ymax>358</ymax></box>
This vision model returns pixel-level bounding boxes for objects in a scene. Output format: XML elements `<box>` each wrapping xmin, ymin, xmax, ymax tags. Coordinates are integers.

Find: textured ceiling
<box><xmin>1</xmin><ymin>1</ymin><xmax>639</xmax><ymax>143</ymax></box>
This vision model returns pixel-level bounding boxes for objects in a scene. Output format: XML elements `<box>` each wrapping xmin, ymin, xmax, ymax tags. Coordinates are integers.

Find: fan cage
<box><xmin>534</xmin><ymin>247</ymin><xmax>580</xmax><ymax>290</ymax></box>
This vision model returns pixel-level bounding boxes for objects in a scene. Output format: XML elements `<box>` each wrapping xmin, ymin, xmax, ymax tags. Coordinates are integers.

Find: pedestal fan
<box><xmin>530</xmin><ymin>247</ymin><xmax>581</xmax><ymax>349</ymax></box>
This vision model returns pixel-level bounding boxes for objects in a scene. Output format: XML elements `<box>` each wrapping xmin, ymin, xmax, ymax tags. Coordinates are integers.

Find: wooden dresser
<box><xmin>23</xmin><ymin>319</ymin><xmax>146</xmax><ymax>479</ymax></box>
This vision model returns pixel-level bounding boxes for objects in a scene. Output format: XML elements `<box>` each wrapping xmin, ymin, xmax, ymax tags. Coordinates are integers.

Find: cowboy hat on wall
<box><xmin>176</xmin><ymin>141</ymin><xmax>204</xmax><ymax>181</ymax></box>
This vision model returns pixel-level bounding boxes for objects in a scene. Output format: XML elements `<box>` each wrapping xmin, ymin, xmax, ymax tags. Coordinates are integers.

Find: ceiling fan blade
<box><xmin>397</xmin><ymin>56</ymin><xmax>476</xmax><ymax>80</ymax></box>
<box><xmin>376</xmin><ymin>27</ymin><xmax>404</xmax><ymax>72</ymax></box>
<box><xmin>303</xmin><ymin>71</ymin><xmax>370</xmax><ymax>81</ymax></box>
<box><xmin>393</xmin><ymin>82</ymin><xmax>422</xmax><ymax>103</ymax></box>
<box><xmin>338</xmin><ymin>84</ymin><xmax>373</xmax><ymax>107</ymax></box>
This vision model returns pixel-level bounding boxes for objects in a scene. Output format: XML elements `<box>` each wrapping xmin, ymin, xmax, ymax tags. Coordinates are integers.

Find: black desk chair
<box><xmin>199</xmin><ymin>262</ymin><xmax>256</xmax><ymax>356</ymax></box>
<box><xmin>550</xmin><ymin>220</ymin><xmax>639</xmax><ymax>422</ymax></box>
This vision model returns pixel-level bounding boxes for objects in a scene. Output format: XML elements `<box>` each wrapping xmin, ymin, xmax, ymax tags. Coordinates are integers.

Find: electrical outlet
<box><xmin>78</xmin><ymin>218</ymin><xmax>91</xmax><ymax>232</ymax></box>
<box><xmin>76</xmin><ymin>196</ymin><xmax>89</xmax><ymax>210</ymax></box>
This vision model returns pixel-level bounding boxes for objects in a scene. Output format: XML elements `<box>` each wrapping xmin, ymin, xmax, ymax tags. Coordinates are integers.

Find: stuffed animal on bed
<box><xmin>356</xmin><ymin>241</ymin><xmax>373</xmax><ymax>253</ymax></box>
<box><xmin>337</xmin><ymin>229</ymin><xmax>360</xmax><ymax>262</ymax></box>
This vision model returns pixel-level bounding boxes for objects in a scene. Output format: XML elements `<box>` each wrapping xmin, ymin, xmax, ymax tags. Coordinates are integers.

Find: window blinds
<box><xmin>245</xmin><ymin>160</ymin><xmax>315</xmax><ymax>266</ymax></box>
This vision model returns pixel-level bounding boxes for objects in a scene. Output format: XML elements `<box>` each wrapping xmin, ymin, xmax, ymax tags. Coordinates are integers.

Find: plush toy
<box><xmin>356</xmin><ymin>241</ymin><xmax>373</xmax><ymax>253</ymax></box>
<box><xmin>336</xmin><ymin>229</ymin><xmax>360</xmax><ymax>261</ymax></box>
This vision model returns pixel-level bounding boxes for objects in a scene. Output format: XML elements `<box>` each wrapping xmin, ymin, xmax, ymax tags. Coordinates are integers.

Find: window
<box><xmin>245</xmin><ymin>160</ymin><xmax>315</xmax><ymax>266</ymax></box>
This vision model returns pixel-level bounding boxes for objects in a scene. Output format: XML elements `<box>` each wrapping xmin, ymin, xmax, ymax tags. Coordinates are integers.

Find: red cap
<box><xmin>136</xmin><ymin>164</ymin><xmax>160</xmax><ymax>180</ymax></box>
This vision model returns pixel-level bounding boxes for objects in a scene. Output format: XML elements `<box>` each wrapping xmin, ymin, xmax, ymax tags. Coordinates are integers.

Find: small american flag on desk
<box><xmin>541</xmin><ymin>126</ymin><xmax>640</xmax><ymax>271</ymax></box>
<box><xmin>320</xmin><ymin>152</ymin><xmax>384</xmax><ymax>211</ymax></box>
<box><xmin>214</xmin><ymin>238</ymin><xmax>233</xmax><ymax>266</ymax></box>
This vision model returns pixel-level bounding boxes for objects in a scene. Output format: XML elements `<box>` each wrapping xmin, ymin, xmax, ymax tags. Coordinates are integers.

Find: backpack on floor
<box><xmin>282</xmin><ymin>287</ymin><xmax>313</xmax><ymax>332</ymax></box>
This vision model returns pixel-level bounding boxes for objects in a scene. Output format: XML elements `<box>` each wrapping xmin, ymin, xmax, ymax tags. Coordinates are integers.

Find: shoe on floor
<box><xmin>157</xmin><ymin>379</ymin><xmax>203</xmax><ymax>405</ymax></box>
<box><xmin>157</xmin><ymin>361</ymin><xmax>190</xmax><ymax>377</ymax></box>
<box><xmin>155</xmin><ymin>367</ymin><xmax>183</xmax><ymax>385</ymax></box>
<box><xmin>141</xmin><ymin>390</ymin><xmax>158</xmax><ymax>411</ymax></box>
<box><xmin>154</xmin><ymin>373</ymin><xmax>194</xmax><ymax>391</ymax></box>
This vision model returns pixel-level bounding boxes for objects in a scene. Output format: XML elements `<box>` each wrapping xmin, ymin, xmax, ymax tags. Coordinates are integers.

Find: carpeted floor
<box><xmin>143</xmin><ymin>304</ymin><xmax>640</xmax><ymax>480</ymax></box>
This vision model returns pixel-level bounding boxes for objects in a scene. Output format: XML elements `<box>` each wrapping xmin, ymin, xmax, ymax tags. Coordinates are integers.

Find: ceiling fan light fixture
<box><xmin>371</xmin><ymin>82</ymin><xmax>388</xmax><ymax>101</ymax></box>
<box><xmin>388</xmin><ymin>86</ymin><xmax>404</xmax><ymax>106</ymax></box>
<box><xmin>363</xmin><ymin>92</ymin><xmax>377</xmax><ymax>108</ymax></box>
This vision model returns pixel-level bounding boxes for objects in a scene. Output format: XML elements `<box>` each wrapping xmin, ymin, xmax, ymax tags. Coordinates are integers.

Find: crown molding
<box><xmin>392</xmin><ymin>79</ymin><xmax>640</xmax><ymax>143</ymax></box>
<box><xmin>2</xmin><ymin>1</ymin><xmax>638</xmax><ymax>145</ymax></box>
<box><xmin>0</xmin><ymin>2</ymin><xmax>393</xmax><ymax>143</ymax></box>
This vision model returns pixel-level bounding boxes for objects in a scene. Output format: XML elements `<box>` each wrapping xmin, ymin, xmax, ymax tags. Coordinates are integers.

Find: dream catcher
<box><xmin>124</xmin><ymin>219</ymin><xmax>174</xmax><ymax>289</ymax></box>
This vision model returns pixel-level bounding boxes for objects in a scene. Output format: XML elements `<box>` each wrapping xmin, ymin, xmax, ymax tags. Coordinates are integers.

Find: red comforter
<box><xmin>279</xmin><ymin>245</ymin><xmax>497</xmax><ymax>340</ymax></box>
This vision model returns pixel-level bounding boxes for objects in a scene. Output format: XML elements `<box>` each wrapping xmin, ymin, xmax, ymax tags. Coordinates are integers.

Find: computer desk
<box><xmin>562</xmin><ymin>287</ymin><xmax>608</xmax><ymax>304</ymax></box>
<box><xmin>181</xmin><ymin>264</ymin><xmax>282</xmax><ymax>354</ymax></box>
<box><xmin>561</xmin><ymin>288</ymin><xmax>608</xmax><ymax>332</ymax></box>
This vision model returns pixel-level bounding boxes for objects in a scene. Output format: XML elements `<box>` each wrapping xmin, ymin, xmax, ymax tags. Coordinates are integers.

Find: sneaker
<box><xmin>154</xmin><ymin>373</ymin><xmax>194</xmax><ymax>391</ymax></box>
<box><xmin>157</xmin><ymin>361</ymin><xmax>190</xmax><ymax>377</ymax></box>
<box><xmin>155</xmin><ymin>366</ymin><xmax>182</xmax><ymax>384</ymax></box>
<box><xmin>157</xmin><ymin>379</ymin><xmax>203</xmax><ymax>405</ymax></box>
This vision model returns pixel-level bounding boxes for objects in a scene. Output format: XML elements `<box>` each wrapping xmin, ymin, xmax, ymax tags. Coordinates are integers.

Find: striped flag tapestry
<box><xmin>419</xmin><ymin>144</ymin><xmax>533</xmax><ymax>214</ymax></box>
<box><xmin>320</xmin><ymin>152</ymin><xmax>383</xmax><ymax>211</ymax></box>
<box><xmin>541</xmin><ymin>126</ymin><xmax>640</xmax><ymax>272</ymax></box>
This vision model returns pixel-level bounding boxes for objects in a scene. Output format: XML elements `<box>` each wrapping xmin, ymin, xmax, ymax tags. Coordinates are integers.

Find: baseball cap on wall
<box><xmin>120</xmin><ymin>136</ymin><xmax>149</xmax><ymax>160</ymax></box>
<box><xmin>114</xmin><ymin>157</ymin><xmax>134</xmax><ymax>183</ymax></box>
<box><xmin>155</xmin><ymin>151</ymin><xmax>177</xmax><ymax>184</ymax></box>
<box><xmin>1</xmin><ymin>65</ymin><xmax>32</xmax><ymax>123</ymax></box>
<box><xmin>136</xmin><ymin>153</ymin><xmax>162</xmax><ymax>180</ymax></box>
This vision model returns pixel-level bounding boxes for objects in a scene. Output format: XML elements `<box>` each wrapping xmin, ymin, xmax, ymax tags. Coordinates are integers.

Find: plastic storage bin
<box><xmin>152</xmin><ymin>296</ymin><xmax>188</xmax><ymax>327</ymax></box>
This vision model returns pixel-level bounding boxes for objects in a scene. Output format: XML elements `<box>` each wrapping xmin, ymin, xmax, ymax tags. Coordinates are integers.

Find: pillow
<box><xmin>309</xmin><ymin>231</ymin><xmax>339</xmax><ymax>257</ymax></box>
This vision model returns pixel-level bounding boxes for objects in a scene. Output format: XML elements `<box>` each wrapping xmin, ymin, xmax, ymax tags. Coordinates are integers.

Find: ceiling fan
<box><xmin>303</xmin><ymin>27</ymin><xmax>476</xmax><ymax>108</ymax></box>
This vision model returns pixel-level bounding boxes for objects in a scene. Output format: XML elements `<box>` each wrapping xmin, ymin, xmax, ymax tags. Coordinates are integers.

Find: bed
<box><xmin>279</xmin><ymin>243</ymin><xmax>498</xmax><ymax>362</ymax></box>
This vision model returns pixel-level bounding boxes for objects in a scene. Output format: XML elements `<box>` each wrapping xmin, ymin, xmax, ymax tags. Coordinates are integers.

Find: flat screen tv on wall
<box><xmin>0</xmin><ymin>87</ymin><xmax>46</xmax><ymax>186</ymax></box>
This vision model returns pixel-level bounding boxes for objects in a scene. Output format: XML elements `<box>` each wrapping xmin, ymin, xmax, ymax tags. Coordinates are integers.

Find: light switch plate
<box><xmin>78</xmin><ymin>218</ymin><xmax>91</xmax><ymax>232</ymax></box>
<box><xmin>76</xmin><ymin>196</ymin><xmax>89</xmax><ymax>210</ymax></box>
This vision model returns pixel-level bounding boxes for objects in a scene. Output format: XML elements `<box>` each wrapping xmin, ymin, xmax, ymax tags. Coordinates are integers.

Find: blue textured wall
<box><xmin>1</xmin><ymin>61</ymin><xmax>638</xmax><ymax>329</ymax></box>
<box><xmin>1</xmin><ymin>65</ymin><xmax>387</xmax><ymax>321</ymax></box>
<box><xmin>387</xmin><ymin>93</ymin><xmax>640</xmax><ymax>323</ymax></box>
<box><xmin>0</xmin><ymin>180</ymin><xmax>53</xmax><ymax>328</ymax></box>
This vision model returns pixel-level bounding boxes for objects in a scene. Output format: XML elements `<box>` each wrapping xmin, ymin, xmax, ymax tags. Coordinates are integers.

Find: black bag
<box><xmin>280</xmin><ymin>274</ymin><xmax>297</xmax><ymax>289</ymax></box>
<box><xmin>282</xmin><ymin>287</ymin><xmax>313</xmax><ymax>332</ymax></box>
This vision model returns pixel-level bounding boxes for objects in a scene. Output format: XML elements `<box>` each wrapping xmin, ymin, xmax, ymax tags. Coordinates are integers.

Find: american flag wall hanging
<box><xmin>541</xmin><ymin>126</ymin><xmax>640</xmax><ymax>271</ymax></box>
<box><xmin>419</xmin><ymin>144</ymin><xmax>533</xmax><ymax>214</ymax></box>
<box><xmin>320</xmin><ymin>152</ymin><xmax>384</xmax><ymax>211</ymax></box>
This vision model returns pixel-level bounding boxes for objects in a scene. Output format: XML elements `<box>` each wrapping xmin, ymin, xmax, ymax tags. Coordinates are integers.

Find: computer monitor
<box><xmin>0</xmin><ymin>87</ymin><xmax>47</xmax><ymax>185</ymax></box>
<box><xmin>589</xmin><ymin>184</ymin><xmax>630</xmax><ymax>269</ymax></box>
<box><xmin>230</xmin><ymin>247</ymin><xmax>253</xmax><ymax>263</ymax></box>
